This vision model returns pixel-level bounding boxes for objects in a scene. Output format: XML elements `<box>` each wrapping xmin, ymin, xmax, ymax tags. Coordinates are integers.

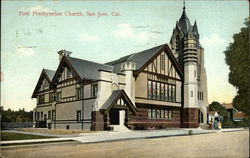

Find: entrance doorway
<box><xmin>198</xmin><ymin>109</ymin><xmax>204</xmax><ymax>123</ymax></box>
<box><xmin>109</xmin><ymin>109</ymin><xmax>120</xmax><ymax>125</ymax></box>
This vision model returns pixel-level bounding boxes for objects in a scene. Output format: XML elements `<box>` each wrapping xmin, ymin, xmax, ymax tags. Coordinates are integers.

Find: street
<box><xmin>1</xmin><ymin>130</ymin><xmax>249</xmax><ymax>158</ymax></box>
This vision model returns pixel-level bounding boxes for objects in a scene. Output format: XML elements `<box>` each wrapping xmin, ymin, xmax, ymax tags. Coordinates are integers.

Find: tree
<box><xmin>0</xmin><ymin>108</ymin><xmax>33</xmax><ymax>122</ymax></box>
<box><xmin>224</xmin><ymin>18</ymin><xmax>250</xmax><ymax>115</ymax></box>
<box><xmin>209</xmin><ymin>101</ymin><xmax>228</xmax><ymax>118</ymax></box>
<box><xmin>209</xmin><ymin>102</ymin><xmax>234</xmax><ymax>127</ymax></box>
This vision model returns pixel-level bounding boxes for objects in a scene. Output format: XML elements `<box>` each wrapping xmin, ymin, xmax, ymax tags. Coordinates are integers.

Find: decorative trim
<box><xmin>143</xmin><ymin>70</ymin><xmax>182</xmax><ymax>81</ymax></box>
<box><xmin>135</xmin><ymin>97</ymin><xmax>181</xmax><ymax>104</ymax></box>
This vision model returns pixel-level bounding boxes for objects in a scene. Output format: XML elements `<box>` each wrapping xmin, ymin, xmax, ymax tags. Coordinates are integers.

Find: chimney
<box><xmin>58</xmin><ymin>50</ymin><xmax>72</xmax><ymax>61</ymax></box>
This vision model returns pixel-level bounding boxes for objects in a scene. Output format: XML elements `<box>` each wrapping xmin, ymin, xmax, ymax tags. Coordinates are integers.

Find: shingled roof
<box><xmin>31</xmin><ymin>69</ymin><xmax>55</xmax><ymax>98</ymax></box>
<box><xmin>66</xmin><ymin>56</ymin><xmax>113</xmax><ymax>80</ymax></box>
<box><xmin>100</xmin><ymin>90</ymin><xmax>137</xmax><ymax>114</ymax></box>
<box><xmin>44</xmin><ymin>69</ymin><xmax>55</xmax><ymax>81</ymax></box>
<box><xmin>106</xmin><ymin>44</ymin><xmax>166</xmax><ymax>73</ymax></box>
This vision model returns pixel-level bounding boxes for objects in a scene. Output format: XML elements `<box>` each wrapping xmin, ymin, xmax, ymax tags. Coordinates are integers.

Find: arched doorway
<box><xmin>198</xmin><ymin>109</ymin><xmax>204</xmax><ymax>123</ymax></box>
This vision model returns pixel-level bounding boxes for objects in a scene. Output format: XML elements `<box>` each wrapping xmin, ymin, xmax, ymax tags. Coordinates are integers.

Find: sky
<box><xmin>1</xmin><ymin>0</ymin><xmax>248</xmax><ymax>111</ymax></box>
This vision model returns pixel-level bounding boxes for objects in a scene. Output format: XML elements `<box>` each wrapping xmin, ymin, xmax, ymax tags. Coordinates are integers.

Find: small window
<box><xmin>148</xmin><ymin>109</ymin><xmax>152</xmax><ymax>118</ymax></box>
<box><xmin>57</xmin><ymin>92</ymin><xmax>62</xmax><ymax>102</ymax></box>
<box><xmin>76</xmin><ymin>110</ymin><xmax>81</xmax><ymax>122</ymax></box>
<box><xmin>66</xmin><ymin>68</ymin><xmax>71</xmax><ymax>79</ymax></box>
<box><xmin>169</xmin><ymin>111</ymin><xmax>172</xmax><ymax>119</ymax></box>
<box><xmin>37</xmin><ymin>112</ymin><xmax>40</xmax><ymax>120</ymax></box>
<box><xmin>165</xmin><ymin>110</ymin><xmax>168</xmax><ymax>119</ymax></box>
<box><xmin>190</xmin><ymin>91</ymin><xmax>193</xmax><ymax>98</ymax></box>
<box><xmin>157</xmin><ymin>110</ymin><xmax>160</xmax><ymax>118</ymax></box>
<box><xmin>152</xmin><ymin>109</ymin><xmax>156</xmax><ymax>118</ymax></box>
<box><xmin>52</xmin><ymin>110</ymin><xmax>56</xmax><ymax>121</ymax></box>
<box><xmin>41</xmin><ymin>112</ymin><xmax>43</xmax><ymax>120</ymax></box>
<box><xmin>160</xmin><ymin>54</ymin><xmax>165</xmax><ymax>70</ymax></box>
<box><xmin>77</xmin><ymin>88</ymin><xmax>83</xmax><ymax>100</ymax></box>
<box><xmin>92</xmin><ymin>84</ymin><xmax>98</xmax><ymax>97</ymax></box>
<box><xmin>48</xmin><ymin>111</ymin><xmax>51</xmax><ymax>119</ymax></box>
<box><xmin>161</xmin><ymin>110</ymin><xmax>164</xmax><ymax>118</ymax></box>
<box><xmin>66</xmin><ymin>125</ymin><xmax>70</xmax><ymax>130</ymax></box>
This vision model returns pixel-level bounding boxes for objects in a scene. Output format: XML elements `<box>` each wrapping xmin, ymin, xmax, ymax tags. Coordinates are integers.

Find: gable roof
<box><xmin>44</xmin><ymin>69</ymin><xmax>55</xmax><ymax>81</ymax></box>
<box><xmin>50</xmin><ymin>56</ymin><xmax>114</xmax><ymax>87</ymax></box>
<box><xmin>31</xmin><ymin>69</ymin><xmax>55</xmax><ymax>98</ymax></box>
<box><xmin>106</xmin><ymin>44</ymin><xmax>165</xmax><ymax>73</ymax></box>
<box><xmin>66</xmin><ymin>56</ymin><xmax>113</xmax><ymax>80</ymax></box>
<box><xmin>106</xmin><ymin>43</ymin><xmax>183</xmax><ymax>79</ymax></box>
<box><xmin>100</xmin><ymin>90</ymin><xmax>137</xmax><ymax>114</ymax></box>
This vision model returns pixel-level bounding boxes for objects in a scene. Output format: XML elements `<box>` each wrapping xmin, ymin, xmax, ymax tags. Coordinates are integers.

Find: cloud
<box><xmin>131</xmin><ymin>25</ymin><xmax>150</xmax><ymax>28</ymax></box>
<box><xmin>200</xmin><ymin>34</ymin><xmax>226</xmax><ymax>48</ymax></box>
<box><xmin>79</xmin><ymin>33</ymin><xmax>101</xmax><ymax>42</ymax></box>
<box><xmin>15</xmin><ymin>45</ymin><xmax>34</xmax><ymax>56</ymax></box>
<box><xmin>112</xmin><ymin>24</ymin><xmax>155</xmax><ymax>43</ymax></box>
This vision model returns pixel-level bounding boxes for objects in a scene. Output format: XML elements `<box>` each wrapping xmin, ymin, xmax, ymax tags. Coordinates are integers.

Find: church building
<box><xmin>32</xmin><ymin>5</ymin><xmax>208</xmax><ymax>131</ymax></box>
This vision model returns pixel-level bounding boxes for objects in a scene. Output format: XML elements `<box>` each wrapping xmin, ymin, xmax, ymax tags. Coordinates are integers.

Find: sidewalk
<box><xmin>1</xmin><ymin>128</ymin><xmax>247</xmax><ymax>146</ymax></box>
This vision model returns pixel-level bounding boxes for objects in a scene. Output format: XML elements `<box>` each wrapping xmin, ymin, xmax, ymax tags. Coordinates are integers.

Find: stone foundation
<box><xmin>91</xmin><ymin>111</ymin><xmax>105</xmax><ymax>131</ymax></box>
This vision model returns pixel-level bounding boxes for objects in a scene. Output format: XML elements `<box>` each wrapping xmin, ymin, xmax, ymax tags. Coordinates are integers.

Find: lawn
<box><xmin>1</xmin><ymin>132</ymin><xmax>55</xmax><ymax>141</ymax></box>
<box><xmin>17</xmin><ymin>128</ymin><xmax>97</xmax><ymax>135</ymax></box>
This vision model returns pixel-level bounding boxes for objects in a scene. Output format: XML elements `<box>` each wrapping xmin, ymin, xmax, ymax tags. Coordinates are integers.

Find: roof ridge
<box><xmin>66</xmin><ymin>56</ymin><xmax>113</xmax><ymax>68</ymax></box>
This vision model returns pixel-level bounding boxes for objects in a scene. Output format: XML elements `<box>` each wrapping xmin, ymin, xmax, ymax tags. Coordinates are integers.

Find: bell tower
<box><xmin>183</xmin><ymin>31</ymin><xmax>199</xmax><ymax>128</ymax></box>
<box><xmin>170</xmin><ymin>1</ymin><xmax>200</xmax><ymax>127</ymax></box>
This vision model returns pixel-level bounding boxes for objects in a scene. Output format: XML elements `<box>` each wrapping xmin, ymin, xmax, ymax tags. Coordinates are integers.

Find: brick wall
<box><xmin>182</xmin><ymin>108</ymin><xmax>199</xmax><ymax>128</ymax></box>
<box><xmin>129</xmin><ymin>103</ymin><xmax>181</xmax><ymax>129</ymax></box>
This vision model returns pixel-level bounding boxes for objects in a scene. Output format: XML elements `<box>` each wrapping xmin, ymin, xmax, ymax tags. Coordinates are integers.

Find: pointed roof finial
<box><xmin>183</xmin><ymin>0</ymin><xmax>186</xmax><ymax>10</ymax></box>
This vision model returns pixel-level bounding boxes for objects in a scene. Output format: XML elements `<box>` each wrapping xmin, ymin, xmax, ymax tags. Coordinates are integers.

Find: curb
<box><xmin>1</xmin><ymin>138</ymin><xmax>75</xmax><ymax>146</ymax></box>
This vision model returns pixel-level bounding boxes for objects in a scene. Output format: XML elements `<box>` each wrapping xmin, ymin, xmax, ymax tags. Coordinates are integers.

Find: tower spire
<box><xmin>183</xmin><ymin>0</ymin><xmax>186</xmax><ymax>10</ymax></box>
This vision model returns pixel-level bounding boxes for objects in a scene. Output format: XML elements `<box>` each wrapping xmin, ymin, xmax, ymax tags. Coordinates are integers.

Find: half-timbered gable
<box><xmin>32</xmin><ymin>69</ymin><xmax>56</xmax><ymax>106</ymax></box>
<box><xmin>134</xmin><ymin>48</ymin><xmax>182</xmax><ymax>104</ymax></box>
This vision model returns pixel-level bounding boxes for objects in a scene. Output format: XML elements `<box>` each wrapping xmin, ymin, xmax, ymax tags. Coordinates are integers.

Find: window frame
<box><xmin>91</xmin><ymin>84</ymin><xmax>98</xmax><ymax>98</ymax></box>
<box><xmin>76</xmin><ymin>110</ymin><xmax>81</xmax><ymax>122</ymax></box>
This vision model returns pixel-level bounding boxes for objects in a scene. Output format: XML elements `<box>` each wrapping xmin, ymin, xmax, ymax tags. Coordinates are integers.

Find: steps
<box><xmin>110</xmin><ymin>125</ymin><xmax>130</xmax><ymax>132</ymax></box>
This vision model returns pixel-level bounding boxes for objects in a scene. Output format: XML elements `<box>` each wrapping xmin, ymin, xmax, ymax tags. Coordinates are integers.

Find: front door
<box><xmin>198</xmin><ymin>109</ymin><xmax>203</xmax><ymax>123</ymax></box>
<box><xmin>109</xmin><ymin>109</ymin><xmax>119</xmax><ymax>125</ymax></box>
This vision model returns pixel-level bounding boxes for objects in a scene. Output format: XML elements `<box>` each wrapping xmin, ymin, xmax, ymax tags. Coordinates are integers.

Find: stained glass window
<box><xmin>157</xmin><ymin>110</ymin><xmax>160</xmax><ymax>118</ymax></box>
<box><xmin>161</xmin><ymin>110</ymin><xmax>164</xmax><ymax>118</ymax></box>
<box><xmin>148</xmin><ymin>81</ymin><xmax>152</xmax><ymax>99</ymax></box>
<box><xmin>152</xmin><ymin>109</ymin><xmax>156</xmax><ymax>118</ymax></box>
<box><xmin>169</xmin><ymin>111</ymin><xmax>172</xmax><ymax>119</ymax></box>
<box><xmin>161</xmin><ymin>83</ymin><xmax>164</xmax><ymax>100</ymax></box>
<box><xmin>153</xmin><ymin>82</ymin><xmax>156</xmax><ymax>99</ymax></box>
<box><xmin>148</xmin><ymin>109</ymin><xmax>152</xmax><ymax>118</ymax></box>
<box><xmin>157</xmin><ymin>83</ymin><xmax>160</xmax><ymax>100</ymax></box>
<box><xmin>165</xmin><ymin>84</ymin><xmax>168</xmax><ymax>101</ymax></box>
<box><xmin>165</xmin><ymin>110</ymin><xmax>168</xmax><ymax>119</ymax></box>
<box><xmin>172</xmin><ymin>86</ymin><xmax>176</xmax><ymax>101</ymax></box>
<box><xmin>169</xmin><ymin>85</ymin><xmax>172</xmax><ymax>101</ymax></box>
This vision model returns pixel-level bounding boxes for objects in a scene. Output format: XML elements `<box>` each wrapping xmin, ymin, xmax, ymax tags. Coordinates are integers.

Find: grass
<box><xmin>17</xmin><ymin>128</ymin><xmax>98</xmax><ymax>135</ymax></box>
<box><xmin>1</xmin><ymin>132</ymin><xmax>55</xmax><ymax>141</ymax></box>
